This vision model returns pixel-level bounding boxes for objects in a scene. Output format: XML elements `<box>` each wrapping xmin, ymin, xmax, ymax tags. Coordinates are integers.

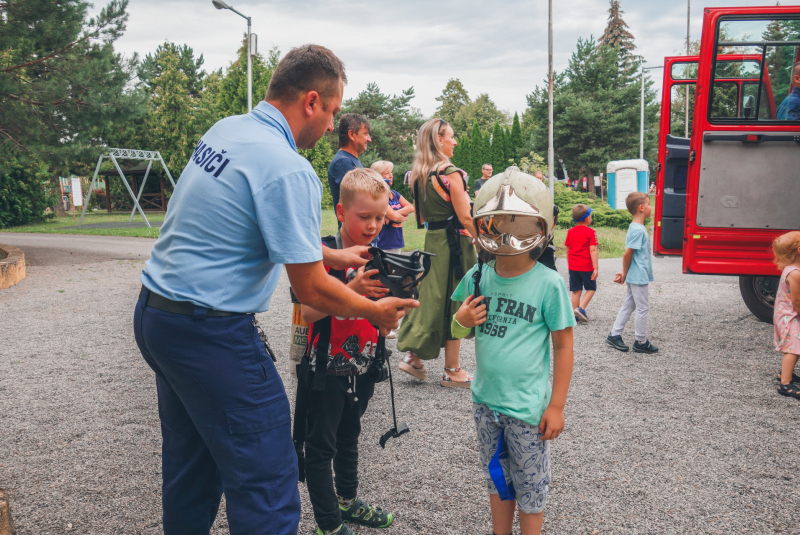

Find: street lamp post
<box><xmin>640</xmin><ymin>64</ymin><xmax>663</xmax><ymax>159</ymax></box>
<box><xmin>547</xmin><ymin>0</ymin><xmax>554</xmax><ymax>196</ymax></box>
<box><xmin>212</xmin><ymin>0</ymin><xmax>254</xmax><ymax>111</ymax></box>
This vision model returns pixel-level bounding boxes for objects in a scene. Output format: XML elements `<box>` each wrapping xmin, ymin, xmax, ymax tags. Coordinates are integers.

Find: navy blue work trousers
<box><xmin>133</xmin><ymin>288</ymin><xmax>300</xmax><ymax>535</ymax></box>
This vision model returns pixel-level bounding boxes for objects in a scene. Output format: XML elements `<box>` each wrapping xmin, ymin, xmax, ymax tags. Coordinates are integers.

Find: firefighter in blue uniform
<box><xmin>133</xmin><ymin>45</ymin><xmax>416</xmax><ymax>535</ymax></box>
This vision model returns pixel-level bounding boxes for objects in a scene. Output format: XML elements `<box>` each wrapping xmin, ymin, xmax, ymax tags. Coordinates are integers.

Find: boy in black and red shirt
<box><xmin>299</xmin><ymin>168</ymin><xmax>394</xmax><ymax>535</ymax></box>
<box><xmin>564</xmin><ymin>203</ymin><xmax>599</xmax><ymax>323</ymax></box>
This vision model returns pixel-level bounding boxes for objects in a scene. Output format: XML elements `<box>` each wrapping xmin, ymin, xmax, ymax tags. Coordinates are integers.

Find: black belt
<box><xmin>139</xmin><ymin>286</ymin><xmax>249</xmax><ymax>317</ymax></box>
<box><xmin>425</xmin><ymin>219</ymin><xmax>452</xmax><ymax>231</ymax></box>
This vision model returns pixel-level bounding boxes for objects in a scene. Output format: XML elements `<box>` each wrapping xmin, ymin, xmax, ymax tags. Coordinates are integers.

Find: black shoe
<box><xmin>606</xmin><ymin>334</ymin><xmax>629</xmax><ymax>352</ymax></box>
<box><xmin>633</xmin><ymin>340</ymin><xmax>659</xmax><ymax>354</ymax></box>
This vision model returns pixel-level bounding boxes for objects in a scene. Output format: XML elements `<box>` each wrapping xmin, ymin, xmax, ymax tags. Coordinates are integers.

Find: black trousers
<box><xmin>304</xmin><ymin>371</ymin><xmax>374</xmax><ymax>531</ymax></box>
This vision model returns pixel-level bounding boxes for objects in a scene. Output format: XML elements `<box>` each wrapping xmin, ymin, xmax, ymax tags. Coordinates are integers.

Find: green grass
<box><xmin>4</xmin><ymin>209</ymin><xmax>635</xmax><ymax>258</ymax></box>
<box><xmin>1</xmin><ymin>212</ymin><xmax>164</xmax><ymax>238</ymax></box>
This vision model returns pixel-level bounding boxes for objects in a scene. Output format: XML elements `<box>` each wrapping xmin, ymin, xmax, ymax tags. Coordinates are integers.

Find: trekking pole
<box><xmin>379</xmin><ymin>346</ymin><xmax>409</xmax><ymax>448</ymax></box>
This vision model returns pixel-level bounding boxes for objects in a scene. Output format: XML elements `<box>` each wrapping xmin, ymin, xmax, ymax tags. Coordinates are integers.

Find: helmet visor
<box><xmin>475</xmin><ymin>214</ymin><xmax>547</xmax><ymax>255</ymax></box>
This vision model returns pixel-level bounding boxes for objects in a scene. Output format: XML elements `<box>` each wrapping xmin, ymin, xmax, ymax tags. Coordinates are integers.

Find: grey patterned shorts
<box><xmin>473</xmin><ymin>402</ymin><xmax>550</xmax><ymax>514</ymax></box>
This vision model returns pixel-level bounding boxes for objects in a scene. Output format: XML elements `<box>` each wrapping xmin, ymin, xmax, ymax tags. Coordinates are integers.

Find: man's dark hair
<box><xmin>338</xmin><ymin>113</ymin><xmax>370</xmax><ymax>147</ymax></box>
<box><xmin>265</xmin><ymin>44</ymin><xmax>347</xmax><ymax>104</ymax></box>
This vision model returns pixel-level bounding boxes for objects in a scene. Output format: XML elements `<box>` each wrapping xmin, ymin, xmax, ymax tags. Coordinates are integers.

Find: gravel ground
<box><xmin>1</xmin><ymin>233</ymin><xmax>799</xmax><ymax>534</ymax></box>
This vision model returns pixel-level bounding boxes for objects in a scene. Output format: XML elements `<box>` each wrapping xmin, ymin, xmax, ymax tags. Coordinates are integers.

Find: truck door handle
<box><xmin>689</xmin><ymin>150</ymin><xmax>696</xmax><ymax>163</ymax></box>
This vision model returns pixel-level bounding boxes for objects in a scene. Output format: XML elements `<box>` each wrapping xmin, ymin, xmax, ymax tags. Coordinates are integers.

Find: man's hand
<box><xmin>539</xmin><ymin>405</ymin><xmax>565</xmax><ymax>440</ymax></box>
<box><xmin>591</xmin><ymin>268</ymin><xmax>598</xmax><ymax>281</ymax></box>
<box><xmin>369</xmin><ymin>297</ymin><xmax>419</xmax><ymax>335</ymax></box>
<box><xmin>322</xmin><ymin>246</ymin><xmax>371</xmax><ymax>270</ymax></box>
<box><xmin>455</xmin><ymin>295</ymin><xmax>487</xmax><ymax>328</ymax></box>
<box><xmin>613</xmin><ymin>272</ymin><xmax>625</xmax><ymax>284</ymax></box>
<box><xmin>349</xmin><ymin>267</ymin><xmax>390</xmax><ymax>299</ymax></box>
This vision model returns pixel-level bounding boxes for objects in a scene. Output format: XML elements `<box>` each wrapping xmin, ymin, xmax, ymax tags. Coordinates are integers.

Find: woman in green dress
<box><xmin>396</xmin><ymin>118</ymin><xmax>477</xmax><ymax>387</ymax></box>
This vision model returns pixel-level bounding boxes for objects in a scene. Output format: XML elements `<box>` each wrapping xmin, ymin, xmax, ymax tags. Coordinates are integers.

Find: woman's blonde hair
<box><xmin>369</xmin><ymin>160</ymin><xmax>394</xmax><ymax>176</ymax></box>
<box><xmin>410</xmin><ymin>118</ymin><xmax>451</xmax><ymax>199</ymax></box>
<box><xmin>773</xmin><ymin>231</ymin><xmax>800</xmax><ymax>270</ymax></box>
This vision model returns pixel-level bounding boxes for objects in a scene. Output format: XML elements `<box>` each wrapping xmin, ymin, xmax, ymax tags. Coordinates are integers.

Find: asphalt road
<box><xmin>0</xmin><ymin>233</ymin><xmax>797</xmax><ymax>534</ymax></box>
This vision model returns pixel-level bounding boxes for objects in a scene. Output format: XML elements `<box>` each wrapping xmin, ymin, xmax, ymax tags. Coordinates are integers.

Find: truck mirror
<box><xmin>742</xmin><ymin>95</ymin><xmax>755</xmax><ymax>119</ymax></box>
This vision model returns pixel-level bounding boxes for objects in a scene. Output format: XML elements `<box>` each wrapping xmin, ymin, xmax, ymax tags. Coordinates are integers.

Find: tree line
<box><xmin>0</xmin><ymin>0</ymin><xmax>659</xmax><ymax>227</ymax></box>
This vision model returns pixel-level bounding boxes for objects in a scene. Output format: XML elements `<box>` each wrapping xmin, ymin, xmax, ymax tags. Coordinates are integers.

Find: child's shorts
<box><xmin>569</xmin><ymin>269</ymin><xmax>596</xmax><ymax>292</ymax></box>
<box><xmin>473</xmin><ymin>402</ymin><xmax>550</xmax><ymax>514</ymax></box>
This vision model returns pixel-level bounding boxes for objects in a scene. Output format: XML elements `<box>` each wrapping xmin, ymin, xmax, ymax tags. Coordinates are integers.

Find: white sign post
<box><xmin>71</xmin><ymin>176</ymin><xmax>83</xmax><ymax>221</ymax></box>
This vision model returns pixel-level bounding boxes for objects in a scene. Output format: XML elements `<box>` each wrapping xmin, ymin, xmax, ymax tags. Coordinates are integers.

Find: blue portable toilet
<box><xmin>606</xmin><ymin>159</ymin><xmax>649</xmax><ymax>210</ymax></box>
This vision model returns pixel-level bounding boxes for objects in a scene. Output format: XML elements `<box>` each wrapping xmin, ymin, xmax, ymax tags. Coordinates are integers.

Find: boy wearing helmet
<box><xmin>450</xmin><ymin>168</ymin><xmax>575</xmax><ymax>535</ymax></box>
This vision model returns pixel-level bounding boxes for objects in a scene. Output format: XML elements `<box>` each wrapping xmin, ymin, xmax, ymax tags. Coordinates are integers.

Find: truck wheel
<box><xmin>739</xmin><ymin>275</ymin><xmax>778</xmax><ymax>323</ymax></box>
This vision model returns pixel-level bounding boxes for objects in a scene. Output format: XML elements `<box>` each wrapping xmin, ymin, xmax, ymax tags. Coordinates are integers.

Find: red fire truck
<box><xmin>654</xmin><ymin>6</ymin><xmax>800</xmax><ymax>321</ymax></box>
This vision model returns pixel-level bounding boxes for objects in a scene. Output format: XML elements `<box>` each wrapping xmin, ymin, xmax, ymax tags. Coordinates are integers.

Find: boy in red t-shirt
<box><xmin>564</xmin><ymin>204</ymin><xmax>599</xmax><ymax>322</ymax></box>
<box><xmin>300</xmin><ymin>168</ymin><xmax>394</xmax><ymax>535</ymax></box>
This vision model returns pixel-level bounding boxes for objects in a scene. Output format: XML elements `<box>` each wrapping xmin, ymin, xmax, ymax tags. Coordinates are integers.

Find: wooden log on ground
<box><xmin>0</xmin><ymin>488</ymin><xmax>16</xmax><ymax>535</ymax></box>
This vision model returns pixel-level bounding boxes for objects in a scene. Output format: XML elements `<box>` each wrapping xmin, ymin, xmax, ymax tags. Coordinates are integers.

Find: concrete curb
<box><xmin>0</xmin><ymin>489</ymin><xmax>16</xmax><ymax>535</ymax></box>
<box><xmin>0</xmin><ymin>244</ymin><xmax>26</xmax><ymax>290</ymax></box>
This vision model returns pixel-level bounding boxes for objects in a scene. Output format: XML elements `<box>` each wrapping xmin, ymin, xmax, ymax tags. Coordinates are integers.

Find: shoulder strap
<box><xmin>413</xmin><ymin>179</ymin><xmax>424</xmax><ymax>229</ymax></box>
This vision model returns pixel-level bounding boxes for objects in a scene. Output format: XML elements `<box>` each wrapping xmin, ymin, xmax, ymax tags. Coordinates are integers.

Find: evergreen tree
<box><xmin>217</xmin><ymin>41</ymin><xmax>280</xmax><ymax>117</ymax></box>
<box><xmin>510</xmin><ymin>113</ymin><xmax>523</xmax><ymax>161</ymax></box>
<box><xmin>470</xmin><ymin>120</ymin><xmax>484</xmax><ymax>183</ymax></box>
<box><xmin>146</xmin><ymin>50</ymin><xmax>196</xmax><ymax>176</ymax></box>
<box><xmin>0</xmin><ymin>0</ymin><xmax>146</xmax><ymax>171</ymax></box>
<box><xmin>503</xmin><ymin>127</ymin><xmax>514</xmax><ymax>167</ymax></box>
<box><xmin>299</xmin><ymin>136</ymin><xmax>335</xmax><ymax>208</ymax></box>
<box><xmin>526</xmin><ymin>38</ymin><xmax>657</xmax><ymax>179</ymax></box>
<box><xmin>600</xmin><ymin>0</ymin><xmax>636</xmax><ymax>57</ymax></box>
<box><xmin>340</xmin><ymin>83</ymin><xmax>424</xmax><ymax>172</ymax></box>
<box><xmin>482</xmin><ymin>131</ymin><xmax>492</xmax><ymax>173</ymax></box>
<box><xmin>435</xmin><ymin>79</ymin><xmax>471</xmax><ymax>123</ymax></box>
<box><xmin>139</xmin><ymin>42</ymin><xmax>205</xmax><ymax>98</ymax></box>
<box><xmin>451</xmin><ymin>134</ymin><xmax>468</xmax><ymax>173</ymax></box>
<box><xmin>491</xmin><ymin>121</ymin><xmax>505</xmax><ymax>171</ymax></box>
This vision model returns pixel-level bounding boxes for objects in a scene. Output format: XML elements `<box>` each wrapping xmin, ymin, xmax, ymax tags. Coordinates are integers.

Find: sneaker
<box><xmin>633</xmin><ymin>340</ymin><xmax>659</xmax><ymax>354</ymax></box>
<box><xmin>315</xmin><ymin>524</ymin><xmax>359</xmax><ymax>535</ymax></box>
<box><xmin>340</xmin><ymin>497</ymin><xmax>393</xmax><ymax>529</ymax></box>
<box><xmin>606</xmin><ymin>334</ymin><xmax>629</xmax><ymax>352</ymax></box>
<box><xmin>574</xmin><ymin>307</ymin><xmax>588</xmax><ymax>322</ymax></box>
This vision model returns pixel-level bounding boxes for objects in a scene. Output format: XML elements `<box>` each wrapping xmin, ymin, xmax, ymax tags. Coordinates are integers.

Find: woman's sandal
<box><xmin>776</xmin><ymin>370</ymin><xmax>800</xmax><ymax>383</ymax></box>
<box><xmin>398</xmin><ymin>354</ymin><xmax>428</xmax><ymax>381</ymax></box>
<box><xmin>778</xmin><ymin>382</ymin><xmax>800</xmax><ymax>399</ymax></box>
<box><xmin>441</xmin><ymin>367</ymin><xmax>473</xmax><ymax>388</ymax></box>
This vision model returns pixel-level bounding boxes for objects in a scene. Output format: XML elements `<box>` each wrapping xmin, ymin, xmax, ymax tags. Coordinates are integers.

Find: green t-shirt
<box><xmin>452</xmin><ymin>262</ymin><xmax>576</xmax><ymax>426</ymax></box>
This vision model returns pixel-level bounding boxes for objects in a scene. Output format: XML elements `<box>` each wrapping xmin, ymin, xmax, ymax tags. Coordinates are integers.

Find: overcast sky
<box><xmin>99</xmin><ymin>0</ymin><xmax>796</xmax><ymax>117</ymax></box>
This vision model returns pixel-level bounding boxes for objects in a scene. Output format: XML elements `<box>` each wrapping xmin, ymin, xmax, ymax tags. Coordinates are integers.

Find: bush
<box><xmin>553</xmin><ymin>182</ymin><xmax>647</xmax><ymax>230</ymax></box>
<box><xmin>0</xmin><ymin>157</ymin><xmax>57</xmax><ymax>228</ymax></box>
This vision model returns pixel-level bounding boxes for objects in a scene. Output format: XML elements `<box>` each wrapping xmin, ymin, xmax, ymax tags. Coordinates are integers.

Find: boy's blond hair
<box><xmin>572</xmin><ymin>204</ymin><xmax>590</xmax><ymax>221</ymax></box>
<box><xmin>625</xmin><ymin>192</ymin><xmax>649</xmax><ymax>215</ymax></box>
<box><xmin>369</xmin><ymin>160</ymin><xmax>394</xmax><ymax>176</ymax></box>
<box><xmin>339</xmin><ymin>168</ymin><xmax>390</xmax><ymax>206</ymax></box>
<box><xmin>773</xmin><ymin>231</ymin><xmax>800</xmax><ymax>270</ymax></box>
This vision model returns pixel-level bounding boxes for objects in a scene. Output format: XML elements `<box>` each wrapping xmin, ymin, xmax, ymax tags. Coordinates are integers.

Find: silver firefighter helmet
<box><xmin>472</xmin><ymin>166</ymin><xmax>554</xmax><ymax>257</ymax></box>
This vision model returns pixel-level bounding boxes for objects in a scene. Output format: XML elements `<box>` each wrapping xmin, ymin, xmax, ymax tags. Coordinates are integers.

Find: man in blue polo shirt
<box><xmin>777</xmin><ymin>62</ymin><xmax>800</xmax><ymax>121</ymax></box>
<box><xmin>134</xmin><ymin>45</ymin><xmax>417</xmax><ymax>535</ymax></box>
<box><xmin>327</xmin><ymin>113</ymin><xmax>370</xmax><ymax>210</ymax></box>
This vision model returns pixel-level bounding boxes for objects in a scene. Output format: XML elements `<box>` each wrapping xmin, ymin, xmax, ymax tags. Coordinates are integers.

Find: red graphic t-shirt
<box><xmin>564</xmin><ymin>225</ymin><xmax>598</xmax><ymax>272</ymax></box>
<box><xmin>307</xmin><ymin>250</ymin><xmax>379</xmax><ymax>376</ymax></box>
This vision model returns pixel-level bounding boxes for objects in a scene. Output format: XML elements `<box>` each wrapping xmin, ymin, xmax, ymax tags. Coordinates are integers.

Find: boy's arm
<box><xmin>590</xmin><ymin>245</ymin><xmax>599</xmax><ymax>280</ymax></box>
<box><xmin>614</xmin><ymin>248</ymin><xmax>634</xmax><ymax>284</ymax></box>
<box><xmin>539</xmin><ymin>327</ymin><xmax>574</xmax><ymax>440</ymax></box>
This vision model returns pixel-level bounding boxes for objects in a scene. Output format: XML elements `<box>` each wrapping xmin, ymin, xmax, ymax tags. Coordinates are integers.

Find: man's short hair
<box><xmin>482</xmin><ymin>163</ymin><xmax>492</xmax><ymax>170</ymax></box>
<box><xmin>265</xmin><ymin>44</ymin><xmax>347</xmax><ymax>104</ymax></box>
<box><xmin>339</xmin><ymin>168</ymin><xmax>390</xmax><ymax>207</ymax></box>
<box><xmin>338</xmin><ymin>113</ymin><xmax>370</xmax><ymax>147</ymax></box>
<box><xmin>572</xmin><ymin>204</ymin><xmax>590</xmax><ymax>221</ymax></box>
<box><xmin>625</xmin><ymin>192</ymin><xmax>649</xmax><ymax>215</ymax></box>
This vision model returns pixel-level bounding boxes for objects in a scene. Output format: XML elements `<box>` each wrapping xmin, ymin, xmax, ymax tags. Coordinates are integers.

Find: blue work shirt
<box><xmin>777</xmin><ymin>87</ymin><xmax>800</xmax><ymax>121</ymax></box>
<box><xmin>624</xmin><ymin>222</ymin><xmax>654</xmax><ymax>285</ymax></box>
<box><xmin>141</xmin><ymin>101</ymin><xmax>323</xmax><ymax>313</ymax></box>
<box><xmin>327</xmin><ymin>150</ymin><xmax>362</xmax><ymax>207</ymax></box>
